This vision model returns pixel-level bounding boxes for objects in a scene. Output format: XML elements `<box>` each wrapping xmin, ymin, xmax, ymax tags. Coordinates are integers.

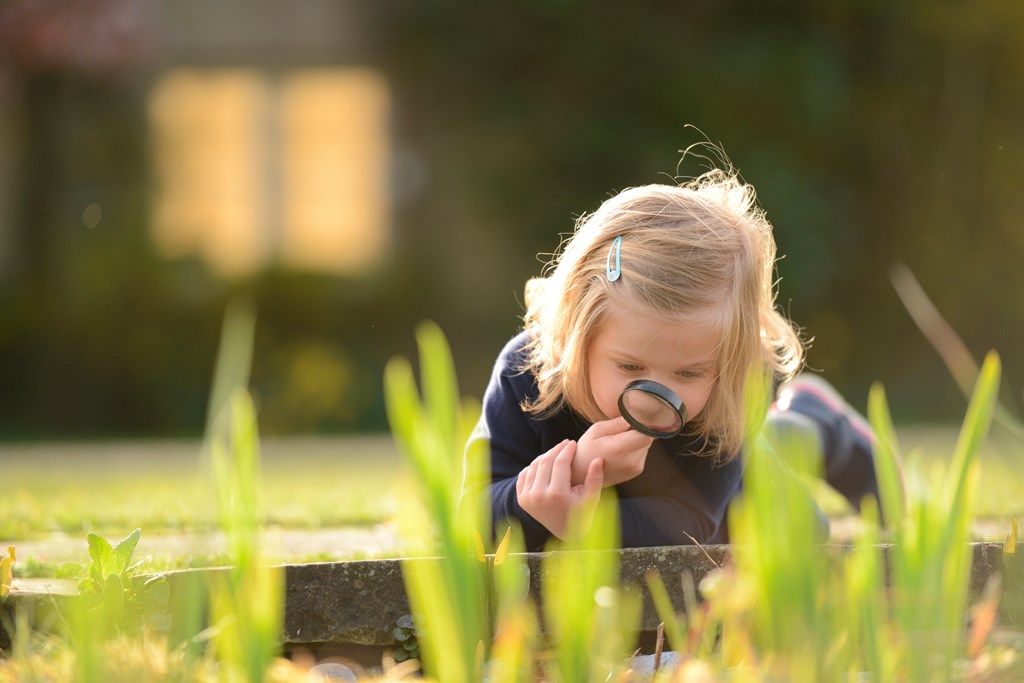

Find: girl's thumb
<box><xmin>584</xmin><ymin>457</ymin><xmax>604</xmax><ymax>497</ymax></box>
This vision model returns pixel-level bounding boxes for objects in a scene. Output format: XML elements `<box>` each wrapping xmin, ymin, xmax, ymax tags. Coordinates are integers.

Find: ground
<box><xmin>2</xmin><ymin>428</ymin><xmax>1021</xmax><ymax>578</ymax></box>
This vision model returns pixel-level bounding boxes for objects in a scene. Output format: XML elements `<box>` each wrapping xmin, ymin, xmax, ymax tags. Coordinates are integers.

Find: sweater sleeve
<box><xmin>464</xmin><ymin>334</ymin><xmax>748</xmax><ymax>551</ymax></box>
<box><xmin>615</xmin><ymin>440</ymin><xmax>744</xmax><ymax>547</ymax></box>
<box><xmin>464</xmin><ymin>336</ymin><xmax>553</xmax><ymax>551</ymax></box>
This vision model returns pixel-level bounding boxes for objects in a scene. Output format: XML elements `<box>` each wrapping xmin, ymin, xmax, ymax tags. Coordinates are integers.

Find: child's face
<box><xmin>586</xmin><ymin>303</ymin><xmax>720</xmax><ymax>424</ymax></box>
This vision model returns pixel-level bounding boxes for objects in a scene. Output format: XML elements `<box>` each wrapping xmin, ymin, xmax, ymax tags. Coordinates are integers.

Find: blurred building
<box><xmin>0</xmin><ymin>0</ymin><xmax>392</xmax><ymax>280</ymax></box>
<box><xmin>0</xmin><ymin>0</ymin><xmax>416</xmax><ymax>436</ymax></box>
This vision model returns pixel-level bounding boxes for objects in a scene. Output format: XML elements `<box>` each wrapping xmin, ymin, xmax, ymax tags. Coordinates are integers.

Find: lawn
<box><xmin>2</xmin><ymin>427</ymin><xmax>1021</xmax><ymax>578</ymax></box>
<box><xmin>1</xmin><ymin>435</ymin><xmax>414</xmax><ymax>575</ymax></box>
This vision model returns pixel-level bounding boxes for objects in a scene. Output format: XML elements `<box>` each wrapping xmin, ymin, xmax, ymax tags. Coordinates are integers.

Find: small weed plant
<box><xmin>76</xmin><ymin>529</ymin><xmax>170</xmax><ymax>636</ymax></box>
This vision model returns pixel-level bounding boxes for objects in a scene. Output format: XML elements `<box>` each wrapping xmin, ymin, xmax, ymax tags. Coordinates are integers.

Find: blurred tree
<box><xmin>0</xmin><ymin>0</ymin><xmax>1022</xmax><ymax>436</ymax></box>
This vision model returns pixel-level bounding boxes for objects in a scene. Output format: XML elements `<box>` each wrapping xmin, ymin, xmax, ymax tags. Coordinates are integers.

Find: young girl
<box><xmin>468</xmin><ymin>169</ymin><xmax>878</xmax><ymax>551</ymax></box>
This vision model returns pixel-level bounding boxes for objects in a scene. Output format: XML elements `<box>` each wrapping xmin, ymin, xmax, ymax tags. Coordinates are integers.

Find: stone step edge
<box><xmin>3</xmin><ymin>543</ymin><xmax>1018</xmax><ymax>649</ymax></box>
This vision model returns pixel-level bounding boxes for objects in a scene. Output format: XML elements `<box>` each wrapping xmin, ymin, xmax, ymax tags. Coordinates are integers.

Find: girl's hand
<box><xmin>571</xmin><ymin>417</ymin><xmax>654</xmax><ymax>488</ymax></box>
<box><xmin>516</xmin><ymin>439</ymin><xmax>605</xmax><ymax>540</ymax></box>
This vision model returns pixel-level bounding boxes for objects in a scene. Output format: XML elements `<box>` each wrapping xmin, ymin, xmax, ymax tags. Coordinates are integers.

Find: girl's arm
<box><xmin>615</xmin><ymin>441</ymin><xmax>743</xmax><ymax>547</ymax></box>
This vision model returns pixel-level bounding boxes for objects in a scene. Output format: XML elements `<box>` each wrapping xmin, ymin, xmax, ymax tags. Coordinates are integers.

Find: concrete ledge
<box><xmin>4</xmin><ymin>543</ymin><xmax>1021</xmax><ymax>651</ymax></box>
<box><xmin>1</xmin><ymin>578</ymin><xmax>77</xmax><ymax>650</ymax></box>
<box><xmin>274</xmin><ymin>542</ymin><xmax>1019</xmax><ymax>646</ymax></box>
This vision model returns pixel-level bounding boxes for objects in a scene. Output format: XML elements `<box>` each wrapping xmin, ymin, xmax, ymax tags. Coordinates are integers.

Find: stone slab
<box><xmin>5</xmin><ymin>542</ymin><xmax>1021</xmax><ymax>650</ymax></box>
<box><xmin>277</xmin><ymin>542</ymin><xmax>1018</xmax><ymax>646</ymax></box>
<box><xmin>1</xmin><ymin>578</ymin><xmax>77</xmax><ymax>650</ymax></box>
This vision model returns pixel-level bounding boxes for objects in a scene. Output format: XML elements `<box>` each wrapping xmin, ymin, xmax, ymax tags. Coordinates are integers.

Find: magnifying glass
<box><xmin>617</xmin><ymin>379</ymin><xmax>687</xmax><ymax>439</ymax></box>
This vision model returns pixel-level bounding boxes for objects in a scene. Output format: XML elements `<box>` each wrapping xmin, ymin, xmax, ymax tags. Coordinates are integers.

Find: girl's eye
<box><xmin>677</xmin><ymin>370</ymin><xmax>704</xmax><ymax>379</ymax></box>
<box><xmin>618</xmin><ymin>363</ymin><xmax>642</xmax><ymax>373</ymax></box>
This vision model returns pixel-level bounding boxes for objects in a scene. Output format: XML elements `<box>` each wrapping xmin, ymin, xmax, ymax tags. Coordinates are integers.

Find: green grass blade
<box><xmin>416</xmin><ymin>320</ymin><xmax>461</xmax><ymax>455</ymax></box>
<box><xmin>644</xmin><ymin>570</ymin><xmax>686</xmax><ymax>653</ymax></box>
<box><xmin>385</xmin><ymin>323</ymin><xmax>489</xmax><ymax>683</ymax></box>
<box><xmin>867</xmin><ymin>383</ymin><xmax>906</xmax><ymax>528</ymax></box>
<box><xmin>843</xmin><ymin>498</ymin><xmax>887</xmax><ymax>677</ymax></box>
<box><xmin>543</xmin><ymin>492</ymin><xmax>625</xmax><ymax>683</ymax></box>
<box><xmin>204</xmin><ymin>298</ymin><xmax>256</xmax><ymax>440</ymax></box>
<box><xmin>944</xmin><ymin>352</ymin><xmax>1001</xmax><ymax>508</ymax></box>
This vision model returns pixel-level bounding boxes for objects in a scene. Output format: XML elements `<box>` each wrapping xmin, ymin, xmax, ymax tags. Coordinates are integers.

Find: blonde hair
<box><xmin>519</xmin><ymin>169</ymin><xmax>804</xmax><ymax>460</ymax></box>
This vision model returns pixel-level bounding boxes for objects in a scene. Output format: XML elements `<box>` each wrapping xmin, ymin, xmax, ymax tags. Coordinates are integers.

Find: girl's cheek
<box><xmin>599</xmin><ymin>394</ymin><xmax>620</xmax><ymax>420</ymax></box>
<box><xmin>683</xmin><ymin>382</ymin><xmax>715</xmax><ymax>416</ymax></box>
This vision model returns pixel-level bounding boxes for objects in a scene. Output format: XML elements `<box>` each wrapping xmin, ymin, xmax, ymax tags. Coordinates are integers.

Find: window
<box><xmin>149</xmin><ymin>67</ymin><xmax>390</xmax><ymax>277</ymax></box>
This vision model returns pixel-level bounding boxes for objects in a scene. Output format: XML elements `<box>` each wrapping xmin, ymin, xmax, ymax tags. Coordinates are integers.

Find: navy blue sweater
<box><xmin>467</xmin><ymin>331</ymin><xmax>744</xmax><ymax>552</ymax></box>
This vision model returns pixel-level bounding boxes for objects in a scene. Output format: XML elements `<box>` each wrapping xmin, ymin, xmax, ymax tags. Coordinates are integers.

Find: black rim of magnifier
<box><xmin>617</xmin><ymin>379</ymin><xmax>687</xmax><ymax>439</ymax></box>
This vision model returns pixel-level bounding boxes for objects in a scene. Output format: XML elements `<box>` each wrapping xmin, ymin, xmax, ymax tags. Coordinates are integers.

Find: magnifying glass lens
<box><xmin>621</xmin><ymin>390</ymin><xmax>681</xmax><ymax>433</ymax></box>
<box><xmin>618</xmin><ymin>380</ymin><xmax>687</xmax><ymax>439</ymax></box>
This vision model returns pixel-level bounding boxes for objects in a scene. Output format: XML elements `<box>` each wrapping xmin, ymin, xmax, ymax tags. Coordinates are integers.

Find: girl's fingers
<box><xmin>521</xmin><ymin>440</ymin><xmax>567</xmax><ymax>497</ymax></box>
<box><xmin>521</xmin><ymin>460</ymin><xmax>537</xmax><ymax>492</ymax></box>
<box><xmin>587</xmin><ymin>416</ymin><xmax>632</xmax><ymax>438</ymax></box>
<box><xmin>603</xmin><ymin>427</ymin><xmax>654</xmax><ymax>453</ymax></box>
<box><xmin>548</xmin><ymin>440</ymin><xmax>576</xmax><ymax>491</ymax></box>
<box><xmin>583</xmin><ymin>457</ymin><xmax>604</xmax><ymax>497</ymax></box>
<box><xmin>533</xmin><ymin>439</ymin><xmax>566</xmax><ymax>489</ymax></box>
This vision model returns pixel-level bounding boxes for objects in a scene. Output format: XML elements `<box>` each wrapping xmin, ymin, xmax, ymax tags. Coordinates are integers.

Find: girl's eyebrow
<box><xmin>610</xmin><ymin>350</ymin><xmax>647</xmax><ymax>364</ymax></box>
<box><xmin>610</xmin><ymin>350</ymin><xmax>716</xmax><ymax>371</ymax></box>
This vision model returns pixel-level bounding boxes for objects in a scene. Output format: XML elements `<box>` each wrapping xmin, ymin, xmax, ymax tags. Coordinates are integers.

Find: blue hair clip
<box><xmin>606</xmin><ymin>235</ymin><xmax>622</xmax><ymax>282</ymax></box>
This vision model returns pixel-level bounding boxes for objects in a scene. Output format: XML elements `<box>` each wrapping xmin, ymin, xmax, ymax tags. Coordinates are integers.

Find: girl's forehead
<box><xmin>595</xmin><ymin>305</ymin><xmax>722</xmax><ymax>359</ymax></box>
